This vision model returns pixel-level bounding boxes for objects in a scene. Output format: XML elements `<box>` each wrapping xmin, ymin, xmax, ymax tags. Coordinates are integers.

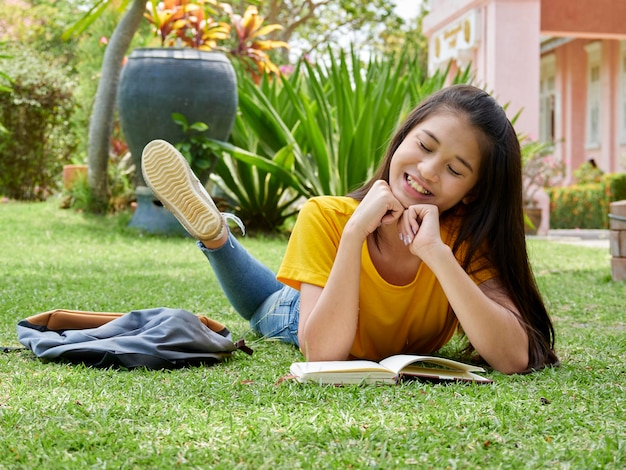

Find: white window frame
<box><xmin>585</xmin><ymin>41</ymin><xmax>602</xmax><ymax>149</ymax></box>
<box><xmin>540</xmin><ymin>54</ymin><xmax>557</xmax><ymax>143</ymax></box>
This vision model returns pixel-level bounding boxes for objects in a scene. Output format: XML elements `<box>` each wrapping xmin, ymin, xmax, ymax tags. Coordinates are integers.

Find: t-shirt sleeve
<box><xmin>276</xmin><ymin>197</ymin><xmax>350</xmax><ymax>291</ymax></box>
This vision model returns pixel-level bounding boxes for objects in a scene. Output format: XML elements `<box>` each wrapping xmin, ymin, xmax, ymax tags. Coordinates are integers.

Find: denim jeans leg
<box><xmin>197</xmin><ymin>233</ymin><xmax>286</xmax><ymax>321</ymax></box>
<box><xmin>249</xmin><ymin>285</ymin><xmax>300</xmax><ymax>347</ymax></box>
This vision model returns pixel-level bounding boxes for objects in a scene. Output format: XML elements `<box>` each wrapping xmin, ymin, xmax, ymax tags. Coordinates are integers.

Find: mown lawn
<box><xmin>0</xmin><ymin>200</ymin><xmax>624</xmax><ymax>469</ymax></box>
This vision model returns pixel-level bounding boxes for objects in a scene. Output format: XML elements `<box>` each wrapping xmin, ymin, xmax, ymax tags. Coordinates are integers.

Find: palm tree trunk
<box><xmin>87</xmin><ymin>0</ymin><xmax>145</xmax><ymax>212</ymax></box>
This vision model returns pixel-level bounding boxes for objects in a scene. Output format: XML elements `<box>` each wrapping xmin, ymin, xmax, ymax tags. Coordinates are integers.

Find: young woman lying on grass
<box><xmin>141</xmin><ymin>84</ymin><xmax>559</xmax><ymax>374</ymax></box>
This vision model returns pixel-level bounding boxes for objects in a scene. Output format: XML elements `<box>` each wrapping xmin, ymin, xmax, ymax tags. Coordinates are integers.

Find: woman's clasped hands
<box><xmin>347</xmin><ymin>180</ymin><xmax>444</xmax><ymax>258</ymax></box>
<box><xmin>346</xmin><ymin>180</ymin><xmax>404</xmax><ymax>240</ymax></box>
<box><xmin>397</xmin><ymin>204</ymin><xmax>443</xmax><ymax>257</ymax></box>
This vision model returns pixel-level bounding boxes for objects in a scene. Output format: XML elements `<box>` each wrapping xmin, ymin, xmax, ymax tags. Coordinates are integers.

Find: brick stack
<box><xmin>609</xmin><ymin>200</ymin><xmax>626</xmax><ymax>281</ymax></box>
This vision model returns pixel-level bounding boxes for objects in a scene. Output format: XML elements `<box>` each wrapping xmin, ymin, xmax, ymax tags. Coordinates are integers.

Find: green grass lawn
<box><xmin>1</xmin><ymin>200</ymin><xmax>624</xmax><ymax>469</ymax></box>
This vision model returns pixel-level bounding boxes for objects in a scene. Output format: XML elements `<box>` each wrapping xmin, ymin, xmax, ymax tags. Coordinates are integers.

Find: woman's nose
<box><xmin>418</xmin><ymin>158</ymin><xmax>440</xmax><ymax>183</ymax></box>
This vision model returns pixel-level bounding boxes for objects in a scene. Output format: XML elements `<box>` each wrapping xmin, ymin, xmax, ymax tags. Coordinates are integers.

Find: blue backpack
<box><xmin>15</xmin><ymin>307</ymin><xmax>252</xmax><ymax>369</ymax></box>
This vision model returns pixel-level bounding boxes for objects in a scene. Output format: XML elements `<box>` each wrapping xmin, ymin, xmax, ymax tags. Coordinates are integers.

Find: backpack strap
<box><xmin>234</xmin><ymin>338</ymin><xmax>254</xmax><ymax>355</ymax></box>
<box><xmin>197</xmin><ymin>315</ymin><xmax>254</xmax><ymax>355</ymax></box>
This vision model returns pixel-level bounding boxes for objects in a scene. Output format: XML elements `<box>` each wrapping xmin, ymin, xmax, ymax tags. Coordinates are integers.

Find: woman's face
<box><xmin>388</xmin><ymin>112</ymin><xmax>483</xmax><ymax>213</ymax></box>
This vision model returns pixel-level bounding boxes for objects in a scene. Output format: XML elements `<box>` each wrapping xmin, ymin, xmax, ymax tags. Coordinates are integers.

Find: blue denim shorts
<box><xmin>249</xmin><ymin>285</ymin><xmax>300</xmax><ymax>347</ymax></box>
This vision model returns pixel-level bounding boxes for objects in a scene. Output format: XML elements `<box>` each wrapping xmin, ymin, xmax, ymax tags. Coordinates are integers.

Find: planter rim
<box><xmin>128</xmin><ymin>48</ymin><xmax>230</xmax><ymax>63</ymax></box>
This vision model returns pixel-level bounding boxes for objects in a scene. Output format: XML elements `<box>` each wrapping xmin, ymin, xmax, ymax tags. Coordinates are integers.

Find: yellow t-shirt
<box><xmin>276</xmin><ymin>196</ymin><xmax>496</xmax><ymax>361</ymax></box>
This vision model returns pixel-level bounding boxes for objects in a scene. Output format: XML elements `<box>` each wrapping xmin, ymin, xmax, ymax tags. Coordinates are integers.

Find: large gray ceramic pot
<box><xmin>117</xmin><ymin>48</ymin><xmax>237</xmax><ymax>234</ymax></box>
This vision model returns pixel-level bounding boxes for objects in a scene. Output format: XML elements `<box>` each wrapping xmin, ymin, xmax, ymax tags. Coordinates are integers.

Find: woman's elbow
<box><xmin>490</xmin><ymin>351</ymin><xmax>529</xmax><ymax>375</ymax></box>
<box><xmin>298</xmin><ymin>333</ymin><xmax>350</xmax><ymax>362</ymax></box>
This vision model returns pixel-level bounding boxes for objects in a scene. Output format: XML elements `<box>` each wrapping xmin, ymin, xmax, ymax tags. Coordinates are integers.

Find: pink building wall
<box><xmin>484</xmin><ymin>0</ymin><xmax>541</xmax><ymax>139</ymax></box>
<box><xmin>556</xmin><ymin>40</ymin><xmax>588</xmax><ymax>181</ymax></box>
<box><xmin>541</xmin><ymin>0</ymin><xmax>626</xmax><ymax>38</ymax></box>
<box><xmin>423</xmin><ymin>0</ymin><xmax>626</xmax><ymax>180</ymax></box>
<box><xmin>553</xmin><ymin>38</ymin><xmax>626</xmax><ymax>178</ymax></box>
<box><xmin>423</xmin><ymin>0</ymin><xmax>541</xmax><ymax>138</ymax></box>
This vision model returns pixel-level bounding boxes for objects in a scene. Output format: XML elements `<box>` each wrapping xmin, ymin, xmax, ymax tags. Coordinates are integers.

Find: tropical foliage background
<box><xmin>0</xmin><ymin>0</ymin><xmax>435</xmax><ymax>231</ymax></box>
<box><xmin>204</xmin><ymin>49</ymin><xmax>469</xmax><ymax>230</ymax></box>
<box><xmin>1</xmin><ymin>1</ymin><xmax>622</xmax><ymax>231</ymax></box>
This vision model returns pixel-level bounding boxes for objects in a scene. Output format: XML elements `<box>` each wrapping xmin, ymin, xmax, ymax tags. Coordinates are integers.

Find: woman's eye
<box><xmin>447</xmin><ymin>165</ymin><xmax>462</xmax><ymax>176</ymax></box>
<box><xmin>417</xmin><ymin>139</ymin><xmax>431</xmax><ymax>152</ymax></box>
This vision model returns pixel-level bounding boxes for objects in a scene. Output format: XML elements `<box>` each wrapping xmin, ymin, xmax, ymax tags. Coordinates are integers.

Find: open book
<box><xmin>290</xmin><ymin>354</ymin><xmax>492</xmax><ymax>385</ymax></box>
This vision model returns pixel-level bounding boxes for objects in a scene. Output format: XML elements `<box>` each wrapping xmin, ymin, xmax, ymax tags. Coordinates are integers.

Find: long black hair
<box><xmin>348</xmin><ymin>85</ymin><xmax>558</xmax><ymax>370</ymax></box>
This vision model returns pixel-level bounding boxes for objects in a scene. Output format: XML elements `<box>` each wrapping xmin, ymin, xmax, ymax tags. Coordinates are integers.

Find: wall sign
<box><xmin>430</xmin><ymin>9</ymin><xmax>480</xmax><ymax>69</ymax></box>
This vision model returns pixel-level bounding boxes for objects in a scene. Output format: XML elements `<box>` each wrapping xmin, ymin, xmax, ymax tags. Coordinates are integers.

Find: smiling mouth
<box><xmin>406</xmin><ymin>174</ymin><xmax>432</xmax><ymax>195</ymax></box>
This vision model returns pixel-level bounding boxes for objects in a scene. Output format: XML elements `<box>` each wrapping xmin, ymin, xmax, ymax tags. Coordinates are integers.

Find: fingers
<box><xmin>364</xmin><ymin>180</ymin><xmax>405</xmax><ymax>225</ymax></box>
<box><xmin>398</xmin><ymin>204</ymin><xmax>440</xmax><ymax>247</ymax></box>
<box><xmin>380</xmin><ymin>198</ymin><xmax>405</xmax><ymax>225</ymax></box>
<box><xmin>349</xmin><ymin>181</ymin><xmax>406</xmax><ymax>238</ymax></box>
<box><xmin>398</xmin><ymin>207</ymin><xmax>420</xmax><ymax>245</ymax></box>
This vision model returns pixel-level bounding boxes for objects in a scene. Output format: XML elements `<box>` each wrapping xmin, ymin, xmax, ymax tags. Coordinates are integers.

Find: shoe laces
<box><xmin>223</xmin><ymin>213</ymin><xmax>246</xmax><ymax>236</ymax></box>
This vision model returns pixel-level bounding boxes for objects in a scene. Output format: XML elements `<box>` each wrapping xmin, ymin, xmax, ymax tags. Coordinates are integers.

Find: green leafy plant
<box><xmin>573</xmin><ymin>159</ymin><xmax>604</xmax><ymax>184</ymax></box>
<box><xmin>0</xmin><ymin>44</ymin><xmax>76</xmax><ymax>200</ymax></box>
<box><xmin>63</xmin><ymin>151</ymin><xmax>136</xmax><ymax>214</ymax></box>
<box><xmin>206</xmin><ymin>48</ymin><xmax>470</xmax><ymax>231</ymax></box>
<box><xmin>61</xmin><ymin>168</ymin><xmax>93</xmax><ymax>212</ymax></box>
<box><xmin>171</xmin><ymin>112</ymin><xmax>220</xmax><ymax>183</ymax></box>
<box><xmin>0</xmin><ymin>61</ymin><xmax>10</xmax><ymax>92</ymax></box>
<box><xmin>61</xmin><ymin>0</ymin><xmax>289</xmax><ymax>211</ymax></box>
<box><xmin>170</xmin><ymin>112</ymin><xmax>297</xmax><ymax>232</ymax></box>
<box><xmin>107</xmin><ymin>151</ymin><xmax>136</xmax><ymax>212</ymax></box>
<box><xmin>548</xmin><ymin>172</ymin><xmax>626</xmax><ymax>229</ymax></box>
<box><xmin>0</xmin><ymin>46</ymin><xmax>12</xmax><ymax>134</ymax></box>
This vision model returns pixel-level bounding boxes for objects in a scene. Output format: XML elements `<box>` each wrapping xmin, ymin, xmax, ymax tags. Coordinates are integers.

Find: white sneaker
<box><xmin>141</xmin><ymin>139</ymin><xmax>226</xmax><ymax>241</ymax></box>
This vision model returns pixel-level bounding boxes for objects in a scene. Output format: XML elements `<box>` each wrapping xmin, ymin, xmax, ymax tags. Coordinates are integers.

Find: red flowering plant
<box><xmin>144</xmin><ymin>1</ymin><xmax>288</xmax><ymax>81</ymax></box>
<box><xmin>520</xmin><ymin>136</ymin><xmax>564</xmax><ymax>207</ymax></box>
<box><xmin>145</xmin><ymin>0</ymin><xmax>229</xmax><ymax>49</ymax></box>
<box><xmin>221</xmin><ymin>4</ymin><xmax>288</xmax><ymax>82</ymax></box>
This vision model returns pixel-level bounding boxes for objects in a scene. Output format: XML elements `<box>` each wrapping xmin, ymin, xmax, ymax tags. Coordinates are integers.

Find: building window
<box><xmin>540</xmin><ymin>54</ymin><xmax>556</xmax><ymax>143</ymax></box>
<box><xmin>620</xmin><ymin>41</ymin><xmax>626</xmax><ymax>143</ymax></box>
<box><xmin>585</xmin><ymin>42</ymin><xmax>602</xmax><ymax>149</ymax></box>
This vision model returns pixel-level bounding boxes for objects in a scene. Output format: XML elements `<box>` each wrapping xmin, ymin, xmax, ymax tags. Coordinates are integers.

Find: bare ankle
<box><xmin>199</xmin><ymin>230</ymin><xmax>229</xmax><ymax>249</ymax></box>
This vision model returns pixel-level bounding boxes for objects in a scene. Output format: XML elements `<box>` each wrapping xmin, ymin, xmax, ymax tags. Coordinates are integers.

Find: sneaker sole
<box><xmin>141</xmin><ymin>140</ymin><xmax>224</xmax><ymax>240</ymax></box>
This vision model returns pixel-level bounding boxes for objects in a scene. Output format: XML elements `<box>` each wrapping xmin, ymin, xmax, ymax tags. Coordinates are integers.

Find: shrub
<box><xmin>62</xmin><ymin>151</ymin><xmax>136</xmax><ymax>214</ymax></box>
<box><xmin>605</xmin><ymin>171</ymin><xmax>626</xmax><ymax>202</ymax></box>
<box><xmin>548</xmin><ymin>173</ymin><xmax>626</xmax><ymax>228</ymax></box>
<box><xmin>0</xmin><ymin>47</ymin><xmax>11</xmax><ymax>134</ymax></box>
<box><xmin>0</xmin><ymin>44</ymin><xmax>76</xmax><ymax>200</ymax></box>
<box><xmin>573</xmin><ymin>159</ymin><xmax>604</xmax><ymax>184</ymax></box>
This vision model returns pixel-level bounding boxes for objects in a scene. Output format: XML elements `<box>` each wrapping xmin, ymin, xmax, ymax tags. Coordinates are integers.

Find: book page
<box><xmin>290</xmin><ymin>360</ymin><xmax>391</xmax><ymax>375</ymax></box>
<box><xmin>289</xmin><ymin>357</ymin><xmax>491</xmax><ymax>384</ymax></box>
<box><xmin>378</xmin><ymin>354</ymin><xmax>486</xmax><ymax>375</ymax></box>
<box><xmin>290</xmin><ymin>361</ymin><xmax>397</xmax><ymax>384</ymax></box>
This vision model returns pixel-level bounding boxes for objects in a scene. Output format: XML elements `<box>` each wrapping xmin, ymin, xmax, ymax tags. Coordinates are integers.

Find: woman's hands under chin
<box><xmin>397</xmin><ymin>204</ymin><xmax>446</xmax><ymax>258</ymax></box>
<box><xmin>346</xmin><ymin>180</ymin><xmax>405</xmax><ymax>241</ymax></box>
